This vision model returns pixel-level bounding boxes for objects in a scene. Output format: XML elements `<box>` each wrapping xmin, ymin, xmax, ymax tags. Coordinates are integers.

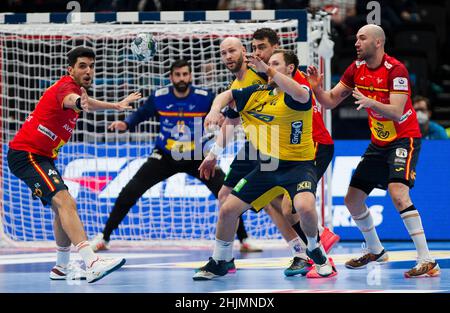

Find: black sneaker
<box><xmin>192</xmin><ymin>257</ymin><xmax>229</xmax><ymax>281</ymax></box>
<box><xmin>194</xmin><ymin>258</ymin><xmax>236</xmax><ymax>274</ymax></box>
<box><xmin>306</xmin><ymin>247</ymin><xmax>334</xmax><ymax>277</ymax></box>
<box><xmin>306</xmin><ymin>246</ymin><xmax>327</xmax><ymax>265</ymax></box>
<box><xmin>284</xmin><ymin>257</ymin><xmax>313</xmax><ymax>277</ymax></box>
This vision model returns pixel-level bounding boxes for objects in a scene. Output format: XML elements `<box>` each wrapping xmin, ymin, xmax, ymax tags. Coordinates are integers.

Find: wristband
<box><xmin>75</xmin><ymin>97</ymin><xmax>83</xmax><ymax>111</ymax></box>
<box><xmin>209</xmin><ymin>143</ymin><xmax>224</xmax><ymax>158</ymax></box>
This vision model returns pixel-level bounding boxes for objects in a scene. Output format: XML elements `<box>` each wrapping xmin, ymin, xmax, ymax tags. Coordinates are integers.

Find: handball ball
<box><xmin>131</xmin><ymin>33</ymin><xmax>157</xmax><ymax>62</ymax></box>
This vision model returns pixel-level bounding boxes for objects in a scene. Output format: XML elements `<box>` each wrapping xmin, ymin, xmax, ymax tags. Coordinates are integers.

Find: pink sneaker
<box><xmin>320</xmin><ymin>227</ymin><xmax>340</xmax><ymax>254</ymax></box>
<box><xmin>306</xmin><ymin>257</ymin><xmax>338</xmax><ymax>279</ymax></box>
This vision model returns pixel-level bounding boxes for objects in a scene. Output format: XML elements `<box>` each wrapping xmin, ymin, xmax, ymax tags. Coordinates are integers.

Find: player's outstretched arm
<box><xmin>81</xmin><ymin>88</ymin><xmax>142</xmax><ymax>112</ymax></box>
<box><xmin>199</xmin><ymin>117</ymin><xmax>240</xmax><ymax>180</ymax></box>
<box><xmin>249</xmin><ymin>55</ymin><xmax>310</xmax><ymax>103</ymax></box>
<box><xmin>204</xmin><ymin>90</ymin><xmax>234</xmax><ymax>130</ymax></box>
<box><xmin>307</xmin><ymin>65</ymin><xmax>351</xmax><ymax>109</ymax></box>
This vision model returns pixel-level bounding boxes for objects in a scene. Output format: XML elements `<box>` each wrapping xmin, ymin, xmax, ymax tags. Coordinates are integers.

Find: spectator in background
<box><xmin>309</xmin><ymin>0</ymin><xmax>357</xmax><ymax>41</ymax></box>
<box><xmin>391</xmin><ymin>0</ymin><xmax>421</xmax><ymax>23</ymax></box>
<box><xmin>309</xmin><ymin>0</ymin><xmax>356</xmax><ymax>26</ymax></box>
<box><xmin>263</xmin><ymin>0</ymin><xmax>307</xmax><ymax>9</ymax></box>
<box><xmin>413</xmin><ymin>96</ymin><xmax>448</xmax><ymax>139</ymax></box>
<box><xmin>217</xmin><ymin>0</ymin><xmax>264</xmax><ymax>10</ymax></box>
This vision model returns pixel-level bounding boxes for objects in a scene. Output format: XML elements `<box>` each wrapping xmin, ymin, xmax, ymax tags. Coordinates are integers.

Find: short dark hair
<box><xmin>67</xmin><ymin>46</ymin><xmax>95</xmax><ymax>67</ymax></box>
<box><xmin>272</xmin><ymin>49</ymin><xmax>299</xmax><ymax>77</ymax></box>
<box><xmin>170</xmin><ymin>59</ymin><xmax>191</xmax><ymax>74</ymax></box>
<box><xmin>413</xmin><ymin>95</ymin><xmax>431</xmax><ymax>111</ymax></box>
<box><xmin>252</xmin><ymin>28</ymin><xmax>280</xmax><ymax>46</ymax></box>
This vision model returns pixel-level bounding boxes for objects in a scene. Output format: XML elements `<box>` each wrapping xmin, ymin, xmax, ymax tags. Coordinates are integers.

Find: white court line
<box><xmin>213</xmin><ymin>289</ymin><xmax>448</xmax><ymax>293</ymax></box>
<box><xmin>0</xmin><ymin>253</ymin><xmax>185</xmax><ymax>265</ymax></box>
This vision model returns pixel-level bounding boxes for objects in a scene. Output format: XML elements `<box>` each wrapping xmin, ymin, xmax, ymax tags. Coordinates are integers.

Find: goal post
<box><xmin>0</xmin><ymin>10</ymin><xmax>333</xmax><ymax>246</ymax></box>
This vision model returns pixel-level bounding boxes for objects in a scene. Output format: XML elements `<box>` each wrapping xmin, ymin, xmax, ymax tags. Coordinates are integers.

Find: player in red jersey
<box><xmin>7</xmin><ymin>46</ymin><xmax>141</xmax><ymax>283</ymax></box>
<box><xmin>307</xmin><ymin>24</ymin><xmax>439</xmax><ymax>278</ymax></box>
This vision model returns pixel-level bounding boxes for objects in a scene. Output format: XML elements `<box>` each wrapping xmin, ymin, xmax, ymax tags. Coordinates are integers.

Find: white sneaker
<box><xmin>49</xmin><ymin>262</ymin><xmax>86</xmax><ymax>280</ymax></box>
<box><xmin>86</xmin><ymin>257</ymin><xmax>126</xmax><ymax>283</ymax></box>
<box><xmin>90</xmin><ymin>233</ymin><xmax>110</xmax><ymax>252</ymax></box>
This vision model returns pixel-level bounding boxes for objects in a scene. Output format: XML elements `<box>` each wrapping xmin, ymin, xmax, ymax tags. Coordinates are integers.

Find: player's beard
<box><xmin>228</xmin><ymin>54</ymin><xmax>244</xmax><ymax>73</ymax></box>
<box><xmin>173</xmin><ymin>81</ymin><xmax>190</xmax><ymax>93</ymax></box>
<box><xmin>76</xmin><ymin>75</ymin><xmax>92</xmax><ymax>89</ymax></box>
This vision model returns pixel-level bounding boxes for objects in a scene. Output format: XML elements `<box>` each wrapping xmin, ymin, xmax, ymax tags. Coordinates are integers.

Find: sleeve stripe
<box><xmin>339</xmin><ymin>80</ymin><xmax>353</xmax><ymax>89</ymax></box>
<box><xmin>390</xmin><ymin>91</ymin><xmax>410</xmax><ymax>95</ymax></box>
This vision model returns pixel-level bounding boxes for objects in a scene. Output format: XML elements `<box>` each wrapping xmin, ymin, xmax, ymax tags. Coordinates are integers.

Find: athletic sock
<box><xmin>288</xmin><ymin>237</ymin><xmax>307</xmax><ymax>259</ymax></box>
<box><xmin>76</xmin><ymin>241</ymin><xmax>98</xmax><ymax>268</ymax></box>
<box><xmin>306</xmin><ymin>234</ymin><xmax>320</xmax><ymax>251</ymax></box>
<box><xmin>212</xmin><ymin>238</ymin><xmax>233</xmax><ymax>262</ymax></box>
<box><xmin>291</xmin><ymin>222</ymin><xmax>307</xmax><ymax>245</ymax></box>
<box><xmin>400</xmin><ymin>205</ymin><xmax>432</xmax><ymax>261</ymax></box>
<box><xmin>352</xmin><ymin>208</ymin><xmax>384</xmax><ymax>255</ymax></box>
<box><xmin>56</xmin><ymin>245</ymin><xmax>71</xmax><ymax>268</ymax></box>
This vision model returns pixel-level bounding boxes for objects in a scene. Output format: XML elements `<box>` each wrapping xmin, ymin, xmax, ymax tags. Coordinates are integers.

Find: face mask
<box><xmin>416</xmin><ymin>110</ymin><xmax>429</xmax><ymax>125</ymax></box>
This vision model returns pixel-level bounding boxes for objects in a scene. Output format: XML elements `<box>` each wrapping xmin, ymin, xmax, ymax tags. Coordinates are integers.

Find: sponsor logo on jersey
<box><xmin>194</xmin><ymin>89</ymin><xmax>208</xmax><ymax>96</ymax></box>
<box><xmin>247</xmin><ymin>111</ymin><xmax>274</xmax><ymax>122</ymax></box>
<box><xmin>290</xmin><ymin>120</ymin><xmax>303</xmax><ymax>144</ymax></box>
<box><xmin>297</xmin><ymin>181</ymin><xmax>312</xmax><ymax>191</ymax></box>
<box><xmin>38</xmin><ymin>124</ymin><xmax>57</xmax><ymax>141</ymax></box>
<box><xmin>394</xmin><ymin>157</ymin><xmax>406</xmax><ymax>164</ymax></box>
<box><xmin>393</xmin><ymin>77</ymin><xmax>408</xmax><ymax>91</ymax></box>
<box><xmin>399</xmin><ymin>109</ymin><xmax>413</xmax><ymax>124</ymax></box>
<box><xmin>63</xmin><ymin>124</ymin><xmax>74</xmax><ymax>134</ymax></box>
<box><xmin>256</xmin><ymin>84</ymin><xmax>270</xmax><ymax>91</ymax></box>
<box><xmin>233</xmin><ymin>178</ymin><xmax>247</xmax><ymax>193</ymax></box>
<box><xmin>48</xmin><ymin>169</ymin><xmax>58</xmax><ymax>176</ymax></box>
<box><xmin>33</xmin><ymin>188</ymin><xmax>43</xmax><ymax>198</ymax></box>
<box><xmin>150</xmin><ymin>151</ymin><xmax>163</xmax><ymax>160</ymax></box>
<box><xmin>355</xmin><ymin>60</ymin><xmax>366</xmax><ymax>67</ymax></box>
<box><xmin>396</xmin><ymin>148</ymin><xmax>408</xmax><ymax>158</ymax></box>
<box><xmin>384</xmin><ymin>61</ymin><xmax>393</xmax><ymax>69</ymax></box>
<box><xmin>155</xmin><ymin>87</ymin><xmax>169</xmax><ymax>97</ymax></box>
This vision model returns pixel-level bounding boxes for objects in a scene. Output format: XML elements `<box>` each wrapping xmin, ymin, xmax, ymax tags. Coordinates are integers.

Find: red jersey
<box><xmin>340</xmin><ymin>54</ymin><xmax>421</xmax><ymax>146</ymax></box>
<box><xmin>293</xmin><ymin>70</ymin><xmax>334</xmax><ymax>145</ymax></box>
<box><xmin>9</xmin><ymin>75</ymin><xmax>81</xmax><ymax>159</ymax></box>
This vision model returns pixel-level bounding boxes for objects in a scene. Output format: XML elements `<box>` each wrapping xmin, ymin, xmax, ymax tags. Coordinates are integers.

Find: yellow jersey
<box><xmin>227</xmin><ymin>67</ymin><xmax>266</xmax><ymax>130</ymax></box>
<box><xmin>232</xmin><ymin>84</ymin><xmax>314</xmax><ymax>161</ymax></box>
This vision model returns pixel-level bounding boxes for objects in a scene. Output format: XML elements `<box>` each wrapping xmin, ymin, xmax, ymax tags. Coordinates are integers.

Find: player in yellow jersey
<box><xmin>193</xmin><ymin>49</ymin><xmax>337</xmax><ymax>280</ymax></box>
<box><xmin>200</xmin><ymin>37</ymin><xmax>310</xmax><ymax>261</ymax></box>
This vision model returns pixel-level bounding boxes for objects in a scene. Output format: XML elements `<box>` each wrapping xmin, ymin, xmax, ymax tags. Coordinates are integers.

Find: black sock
<box><xmin>291</xmin><ymin>222</ymin><xmax>307</xmax><ymax>245</ymax></box>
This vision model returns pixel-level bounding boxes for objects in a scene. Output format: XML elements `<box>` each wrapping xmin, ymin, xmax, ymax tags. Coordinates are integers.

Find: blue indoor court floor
<box><xmin>0</xmin><ymin>241</ymin><xmax>449</xmax><ymax>293</ymax></box>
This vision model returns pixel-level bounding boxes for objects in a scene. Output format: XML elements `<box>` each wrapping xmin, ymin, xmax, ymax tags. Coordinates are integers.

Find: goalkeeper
<box><xmin>90</xmin><ymin>59</ymin><xmax>258</xmax><ymax>254</ymax></box>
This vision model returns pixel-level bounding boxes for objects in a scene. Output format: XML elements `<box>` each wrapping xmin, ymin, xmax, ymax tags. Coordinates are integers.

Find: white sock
<box><xmin>306</xmin><ymin>235</ymin><xmax>319</xmax><ymax>251</ymax></box>
<box><xmin>400</xmin><ymin>208</ymin><xmax>432</xmax><ymax>261</ymax></box>
<box><xmin>56</xmin><ymin>246</ymin><xmax>71</xmax><ymax>268</ymax></box>
<box><xmin>76</xmin><ymin>241</ymin><xmax>98</xmax><ymax>268</ymax></box>
<box><xmin>212</xmin><ymin>238</ymin><xmax>233</xmax><ymax>262</ymax></box>
<box><xmin>288</xmin><ymin>237</ymin><xmax>307</xmax><ymax>258</ymax></box>
<box><xmin>353</xmin><ymin>209</ymin><xmax>384</xmax><ymax>255</ymax></box>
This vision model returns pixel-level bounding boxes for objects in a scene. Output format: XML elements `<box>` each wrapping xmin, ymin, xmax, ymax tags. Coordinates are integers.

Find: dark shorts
<box><xmin>7</xmin><ymin>148</ymin><xmax>67</xmax><ymax>206</ymax></box>
<box><xmin>230</xmin><ymin>159</ymin><xmax>317</xmax><ymax>212</ymax></box>
<box><xmin>315</xmin><ymin>143</ymin><xmax>334</xmax><ymax>180</ymax></box>
<box><xmin>223</xmin><ymin>141</ymin><xmax>259</xmax><ymax>188</ymax></box>
<box><xmin>350</xmin><ymin>137</ymin><xmax>421</xmax><ymax>194</ymax></box>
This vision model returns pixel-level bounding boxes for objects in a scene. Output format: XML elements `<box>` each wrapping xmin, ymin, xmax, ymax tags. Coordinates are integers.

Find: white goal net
<box><xmin>0</xmin><ymin>11</ymin><xmax>332</xmax><ymax>245</ymax></box>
